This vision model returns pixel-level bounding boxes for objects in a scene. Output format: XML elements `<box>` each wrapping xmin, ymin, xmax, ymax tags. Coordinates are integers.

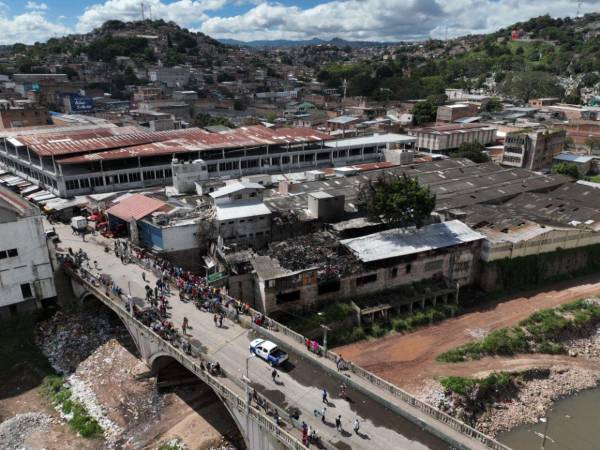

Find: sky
<box><xmin>0</xmin><ymin>0</ymin><xmax>598</xmax><ymax>45</ymax></box>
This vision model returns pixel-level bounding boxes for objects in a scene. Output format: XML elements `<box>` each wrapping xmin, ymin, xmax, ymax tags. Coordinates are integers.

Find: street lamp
<box><xmin>540</xmin><ymin>417</ymin><xmax>549</xmax><ymax>450</ymax></box>
<box><xmin>244</xmin><ymin>354</ymin><xmax>255</xmax><ymax>410</ymax></box>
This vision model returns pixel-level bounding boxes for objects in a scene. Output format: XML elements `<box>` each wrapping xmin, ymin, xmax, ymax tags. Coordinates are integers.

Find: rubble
<box><xmin>0</xmin><ymin>412</ymin><xmax>53</xmax><ymax>450</ymax></box>
<box><xmin>36</xmin><ymin>309</ymin><xmax>130</xmax><ymax>374</ymax></box>
<box><xmin>263</xmin><ymin>231</ymin><xmax>360</xmax><ymax>279</ymax></box>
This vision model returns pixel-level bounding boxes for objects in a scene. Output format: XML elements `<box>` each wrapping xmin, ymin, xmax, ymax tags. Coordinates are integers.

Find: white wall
<box><xmin>0</xmin><ymin>214</ymin><xmax>56</xmax><ymax>308</ymax></box>
<box><xmin>161</xmin><ymin>223</ymin><xmax>200</xmax><ymax>252</ymax></box>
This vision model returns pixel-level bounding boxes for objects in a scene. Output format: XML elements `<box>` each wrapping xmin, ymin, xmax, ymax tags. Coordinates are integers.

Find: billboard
<box><xmin>68</xmin><ymin>94</ymin><xmax>95</xmax><ymax>113</ymax></box>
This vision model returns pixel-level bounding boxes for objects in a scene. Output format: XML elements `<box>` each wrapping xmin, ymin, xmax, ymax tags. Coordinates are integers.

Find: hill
<box><xmin>219</xmin><ymin>37</ymin><xmax>390</xmax><ymax>48</ymax></box>
<box><xmin>10</xmin><ymin>19</ymin><xmax>229</xmax><ymax>71</ymax></box>
<box><xmin>316</xmin><ymin>13</ymin><xmax>600</xmax><ymax>104</ymax></box>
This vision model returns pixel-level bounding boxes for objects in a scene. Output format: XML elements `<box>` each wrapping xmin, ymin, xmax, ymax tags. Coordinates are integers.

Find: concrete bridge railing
<box><xmin>67</xmin><ymin>267</ymin><xmax>307</xmax><ymax>450</ymax></box>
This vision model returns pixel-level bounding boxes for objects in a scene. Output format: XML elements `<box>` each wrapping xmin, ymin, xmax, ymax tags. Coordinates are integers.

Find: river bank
<box><xmin>416</xmin><ymin>327</ymin><xmax>600</xmax><ymax>437</ymax></box>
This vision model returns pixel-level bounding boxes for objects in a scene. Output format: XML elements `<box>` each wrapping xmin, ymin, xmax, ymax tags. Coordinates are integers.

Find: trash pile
<box><xmin>264</xmin><ymin>232</ymin><xmax>360</xmax><ymax>279</ymax></box>
<box><xmin>0</xmin><ymin>412</ymin><xmax>52</xmax><ymax>450</ymax></box>
<box><xmin>36</xmin><ymin>309</ymin><xmax>131</xmax><ymax>374</ymax></box>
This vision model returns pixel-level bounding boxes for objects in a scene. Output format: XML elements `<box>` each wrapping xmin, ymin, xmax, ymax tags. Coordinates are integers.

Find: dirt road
<box><xmin>336</xmin><ymin>274</ymin><xmax>600</xmax><ymax>391</ymax></box>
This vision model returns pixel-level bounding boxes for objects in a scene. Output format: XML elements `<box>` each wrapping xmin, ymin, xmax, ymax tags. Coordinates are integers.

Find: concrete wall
<box><xmin>481</xmin><ymin>228</ymin><xmax>600</xmax><ymax>262</ymax></box>
<box><xmin>0</xmin><ymin>214</ymin><xmax>56</xmax><ymax>310</ymax></box>
<box><xmin>257</xmin><ymin>243</ymin><xmax>479</xmax><ymax>313</ymax></box>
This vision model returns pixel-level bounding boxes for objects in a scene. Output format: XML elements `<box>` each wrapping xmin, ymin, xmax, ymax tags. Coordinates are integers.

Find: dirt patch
<box><xmin>336</xmin><ymin>275</ymin><xmax>600</xmax><ymax>391</ymax></box>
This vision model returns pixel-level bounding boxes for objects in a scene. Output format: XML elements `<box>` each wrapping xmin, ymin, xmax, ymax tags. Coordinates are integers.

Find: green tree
<box><xmin>264</xmin><ymin>112</ymin><xmax>278</xmax><ymax>123</ymax></box>
<box><xmin>411</xmin><ymin>100</ymin><xmax>437</xmax><ymax>125</ymax></box>
<box><xmin>193</xmin><ymin>113</ymin><xmax>235</xmax><ymax>129</ymax></box>
<box><xmin>482</xmin><ymin>97</ymin><xmax>503</xmax><ymax>112</ymax></box>
<box><xmin>359</xmin><ymin>173</ymin><xmax>436</xmax><ymax>228</ymax></box>
<box><xmin>552</xmin><ymin>162</ymin><xmax>579</xmax><ymax>179</ymax></box>
<box><xmin>500</xmin><ymin>71</ymin><xmax>561</xmax><ymax>102</ymax></box>
<box><xmin>454</xmin><ymin>142</ymin><xmax>490</xmax><ymax>163</ymax></box>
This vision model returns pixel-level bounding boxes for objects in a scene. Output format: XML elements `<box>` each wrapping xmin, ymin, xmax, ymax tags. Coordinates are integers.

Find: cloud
<box><xmin>199</xmin><ymin>0</ymin><xmax>600</xmax><ymax>42</ymax></box>
<box><xmin>25</xmin><ymin>1</ymin><xmax>48</xmax><ymax>11</ymax></box>
<box><xmin>0</xmin><ymin>11</ymin><xmax>70</xmax><ymax>44</ymax></box>
<box><xmin>76</xmin><ymin>0</ymin><xmax>230</xmax><ymax>33</ymax></box>
<box><xmin>0</xmin><ymin>0</ymin><xmax>598</xmax><ymax>45</ymax></box>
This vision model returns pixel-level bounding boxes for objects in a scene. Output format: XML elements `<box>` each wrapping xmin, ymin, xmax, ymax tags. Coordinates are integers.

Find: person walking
<box><xmin>182</xmin><ymin>317</ymin><xmax>189</xmax><ymax>335</ymax></box>
<box><xmin>213</xmin><ymin>314</ymin><xmax>218</xmax><ymax>327</ymax></box>
<box><xmin>322</xmin><ymin>388</ymin><xmax>328</xmax><ymax>404</ymax></box>
<box><xmin>218</xmin><ymin>314</ymin><xmax>224</xmax><ymax>328</ymax></box>
<box><xmin>335</xmin><ymin>415</ymin><xmax>342</xmax><ymax>431</ymax></box>
<box><xmin>320</xmin><ymin>406</ymin><xmax>326</xmax><ymax>423</ymax></box>
<box><xmin>142</xmin><ymin>272</ymin><xmax>146</xmax><ymax>282</ymax></box>
<box><xmin>353</xmin><ymin>418</ymin><xmax>360</xmax><ymax>434</ymax></box>
<box><xmin>271</xmin><ymin>369</ymin><xmax>278</xmax><ymax>382</ymax></box>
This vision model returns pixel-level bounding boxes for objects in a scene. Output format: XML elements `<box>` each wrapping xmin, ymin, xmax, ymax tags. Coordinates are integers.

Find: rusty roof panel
<box><xmin>23</xmin><ymin>127</ymin><xmax>211</xmax><ymax>157</ymax></box>
<box><xmin>56</xmin><ymin>126</ymin><xmax>331</xmax><ymax>164</ymax></box>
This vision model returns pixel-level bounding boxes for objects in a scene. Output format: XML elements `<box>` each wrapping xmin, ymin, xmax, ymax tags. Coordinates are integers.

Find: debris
<box><xmin>0</xmin><ymin>412</ymin><xmax>52</xmax><ymax>450</ymax></box>
<box><xmin>263</xmin><ymin>231</ymin><xmax>360</xmax><ymax>280</ymax></box>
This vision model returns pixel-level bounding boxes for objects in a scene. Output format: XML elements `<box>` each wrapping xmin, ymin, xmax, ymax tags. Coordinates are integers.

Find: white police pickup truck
<box><xmin>249</xmin><ymin>338</ymin><xmax>289</xmax><ymax>366</ymax></box>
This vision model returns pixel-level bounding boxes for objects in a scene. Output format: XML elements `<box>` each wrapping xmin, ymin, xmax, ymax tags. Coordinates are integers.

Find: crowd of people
<box><xmin>59</xmin><ymin>235</ymin><xmax>361</xmax><ymax>447</ymax></box>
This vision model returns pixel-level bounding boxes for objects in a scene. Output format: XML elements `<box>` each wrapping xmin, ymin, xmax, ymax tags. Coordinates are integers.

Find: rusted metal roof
<box><xmin>19</xmin><ymin>127</ymin><xmax>210</xmax><ymax>157</ymax></box>
<box><xmin>105</xmin><ymin>194</ymin><xmax>167</xmax><ymax>221</ymax></box>
<box><xmin>56</xmin><ymin>126</ymin><xmax>331</xmax><ymax>164</ymax></box>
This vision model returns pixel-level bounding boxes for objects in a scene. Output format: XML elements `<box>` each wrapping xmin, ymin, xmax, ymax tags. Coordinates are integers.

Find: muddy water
<box><xmin>498</xmin><ymin>387</ymin><xmax>600</xmax><ymax>450</ymax></box>
<box><xmin>251</xmin><ymin>350</ymin><xmax>451</xmax><ymax>450</ymax></box>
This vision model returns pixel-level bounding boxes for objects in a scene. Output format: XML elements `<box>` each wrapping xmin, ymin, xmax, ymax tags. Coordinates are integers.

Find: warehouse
<box><xmin>0</xmin><ymin>122</ymin><xmax>415</xmax><ymax>198</ymax></box>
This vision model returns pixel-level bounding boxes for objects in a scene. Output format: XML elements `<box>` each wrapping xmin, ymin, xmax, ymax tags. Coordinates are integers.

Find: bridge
<box><xmin>55</xmin><ymin>224</ymin><xmax>511</xmax><ymax>450</ymax></box>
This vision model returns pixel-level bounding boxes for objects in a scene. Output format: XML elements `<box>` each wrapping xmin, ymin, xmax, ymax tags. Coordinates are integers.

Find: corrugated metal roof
<box><xmin>23</xmin><ymin>127</ymin><xmax>210</xmax><ymax>157</ymax></box>
<box><xmin>341</xmin><ymin>220</ymin><xmax>484</xmax><ymax>263</ymax></box>
<box><xmin>105</xmin><ymin>194</ymin><xmax>167</xmax><ymax>221</ymax></box>
<box><xmin>56</xmin><ymin>126</ymin><xmax>331</xmax><ymax>164</ymax></box>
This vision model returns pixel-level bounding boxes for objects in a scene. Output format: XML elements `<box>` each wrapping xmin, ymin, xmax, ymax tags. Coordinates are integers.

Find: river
<box><xmin>498</xmin><ymin>387</ymin><xmax>600</xmax><ymax>450</ymax></box>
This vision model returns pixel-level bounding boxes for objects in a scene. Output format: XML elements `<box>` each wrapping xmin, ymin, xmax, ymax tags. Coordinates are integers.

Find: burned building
<box><xmin>251</xmin><ymin>221</ymin><xmax>484</xmax><ymax>314</ymax></box>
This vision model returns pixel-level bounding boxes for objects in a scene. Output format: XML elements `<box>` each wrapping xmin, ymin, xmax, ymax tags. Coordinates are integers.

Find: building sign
<box><xmin>69</xmin><ymin>94</ymin><xmax>95</xmax><ymax>113</ymax></box>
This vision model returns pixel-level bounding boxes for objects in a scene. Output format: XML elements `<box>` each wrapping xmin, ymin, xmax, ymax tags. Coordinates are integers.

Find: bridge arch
<box><xmin>149</xmin><ymin>354</ymin><xmax>248</xmax><ymax>449</ymax></box>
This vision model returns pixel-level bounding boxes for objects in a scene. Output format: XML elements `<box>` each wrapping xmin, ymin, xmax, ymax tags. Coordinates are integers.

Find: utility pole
<box><xmin>320</xmin><ymin>324</ymin><xmax>331</xmax><ymax>352</ymax></box>
<box><xmin>140</xmin><ymin>1</ymin><xmax>145</xmax><ymax>20</ymax></box>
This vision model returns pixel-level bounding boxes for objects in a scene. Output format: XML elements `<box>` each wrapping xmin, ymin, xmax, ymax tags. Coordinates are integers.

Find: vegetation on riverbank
<box><xmin>437</xmin><ymin>299</ymin><xmax>600</xmax><ymax>362</ymax></box>
<box><xmin>41</xmin><ymin>375</ymin><xmax>103</xmax><ymax>438</ymax></box>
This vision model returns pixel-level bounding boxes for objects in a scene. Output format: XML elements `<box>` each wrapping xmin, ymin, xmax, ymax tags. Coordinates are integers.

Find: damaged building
<box><xmin>250</xmin><ymin>220</ymin><xmax>484</xmax><ymax>314</ymax></box>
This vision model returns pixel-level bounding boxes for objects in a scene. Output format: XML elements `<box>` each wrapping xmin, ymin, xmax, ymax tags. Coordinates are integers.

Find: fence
<box><xmin>67</xmin><ymin>267</ymin><xmax>308</xmax><ymax>450</ymax></box>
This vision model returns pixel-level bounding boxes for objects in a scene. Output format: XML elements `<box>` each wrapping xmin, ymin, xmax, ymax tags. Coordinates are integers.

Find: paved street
<box><xmin>52</xmin><ymin>221</ymin><xmax>454</xmax><ymax>450</ymax></box>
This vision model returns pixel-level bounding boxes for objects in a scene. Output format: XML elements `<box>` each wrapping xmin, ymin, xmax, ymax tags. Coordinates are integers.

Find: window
<box><xmin>250</xmin><ymin>192</ymin><xmax>257</xmax><ymax>198</ymax></box>
<box><xmin>424</xmin><ymin>259</ymin><xmax>444</xmax><ymax>272</ymax></box>
<box><xmin>165</xmin><ymin>168</ymin><xmax>172</xmax><ymax>178</ymax></box>
<box><xmin>390</xmin><ymin>267</ymin><xmax>398</xmax><ymax>278</ymax></box>
<box><xmin>0</xmin><ymin>250</ymin><xmax>7</xmax><ymax>259</ymax></box>
<box><xmin>7</xmin><ymin>248</ymin><xmax>18</xmax><ymax>257</ymax></box>
<box><xmin>356</xmin><ymin>273</ymin><xmax>377</xmax><ymax>286</ymax></box>
<box><xmin>119</xmin><ymin>173</ymin><xmax>128</xmax><ymax>184</ymax></box>
<box><xmin>276</xmin><ymin>290</ymin><xmax>301</xmax><ymax>304</ymax></box>
<box><xmin>66</xmin><ymin>180</ymin><xmax>79</xmax><ymax>191</ymax></box>
<box><xmin>406</xmin><ymin>264</ymin><xmax>412</xmax><ymax>274</ymax></box>
<box><xmin>143</xmin><ymin>170</ymin><xmax>156</xmax><ymax>180</ymax></box>
<box><xmin>129</xmin><ymin>172</ymin><xmax>141</xmax><ymax>182</ymax></box>
<box><xmin>318</xmin><ymin>279</ymin><xmax>341</xmax><ymax>295</ymax></box>
<box><xmin>20</xmin><ymin>283</ymin><xmax>32</xmax><ymax>299</ymax></box>
<box><xmin>79</xmin><ymin>178</ymin><xmax>90</xmax><ymax>188</ymax></box>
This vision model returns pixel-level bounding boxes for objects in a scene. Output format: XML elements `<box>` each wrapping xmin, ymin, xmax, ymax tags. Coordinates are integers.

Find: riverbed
<box><xmin>498</xmin><ymin>386</ymin><xmax>600</xmax><ymax>450</ymax></box>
